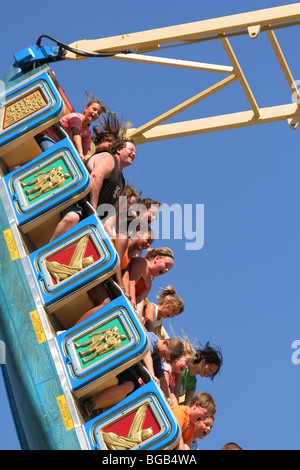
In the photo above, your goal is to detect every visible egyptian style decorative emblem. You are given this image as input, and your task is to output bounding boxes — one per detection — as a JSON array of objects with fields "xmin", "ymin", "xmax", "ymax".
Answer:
[
  {"xmin": 101, "ymin": 403, "xmax": 153, "ymax": 450},
  {"xmin": 21, "ymin": 166, "xmax": 70, "ymax": 201},
  {"xmin": 75, "ymin": 327, "xmax": 127, "ymax": 364},
  {"xmin": 2, "ymin": 89, "xmax": 47, "ymax": 130},
  {"xmin": 45, "ymin": 235, "xmax": 94, "ymax": 283}
]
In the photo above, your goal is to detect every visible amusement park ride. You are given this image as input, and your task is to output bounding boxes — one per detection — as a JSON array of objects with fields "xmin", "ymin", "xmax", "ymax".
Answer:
[{"xmin": 0, "ymin": 4, "xmax": 299, "ymax": 450}]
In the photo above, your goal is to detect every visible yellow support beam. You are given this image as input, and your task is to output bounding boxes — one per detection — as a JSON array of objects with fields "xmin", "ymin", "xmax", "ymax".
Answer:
[
  {"xmin": 130, "ymin": 75, "xmax": 237, "ymax": 138},
  {"xmin": 266, "ymin": 29, "xmax": 300, "ymax": 106},
  {"xmin": 129, "ymin": 103, "xmax": 300, "ymax": 144},
  {"xmin": 220, "ymin": 37, "xmax": 260, "ymax": 118},
  {"xmin": 66, "ymin": 4, "xmax": 300, "ymax": 56},
  {"xmin": 65, "ymin": 3, "xmax": 300, "ymax": 142}
]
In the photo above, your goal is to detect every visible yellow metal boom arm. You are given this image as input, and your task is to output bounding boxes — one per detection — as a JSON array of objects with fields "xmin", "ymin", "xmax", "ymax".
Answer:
[{"xmin": 64, "ymin": 3, "xmax": 300, "ymax": 143}]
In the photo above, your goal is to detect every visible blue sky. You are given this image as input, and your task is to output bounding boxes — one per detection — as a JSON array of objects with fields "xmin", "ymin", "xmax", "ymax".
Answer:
[{"xmin": 1, "ymin": 0, "xmax": 299, "ymax": 450}]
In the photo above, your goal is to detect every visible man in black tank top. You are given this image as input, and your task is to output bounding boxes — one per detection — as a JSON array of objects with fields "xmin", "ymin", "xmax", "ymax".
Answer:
[
  {"xmin": 49, "ymin": 139, "xmax": 136, "ymax": 241},
  {"xmin": 87, "ymin": 150, "xmax": 125, "ymax": 208},
  {"xmin": 86, "ymin": 139, "xmax": 136, "ymax": 212}
]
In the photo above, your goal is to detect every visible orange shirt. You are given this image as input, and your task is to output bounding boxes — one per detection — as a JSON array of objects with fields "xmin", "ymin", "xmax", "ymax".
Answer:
[
  {"xmin": 111, "ymin": 240, "xmax": 130, "ymax": 271},
  {"xmin": 120, "ymin": 247, "xmax": 130, "ymax": 270},
  {"xmin": 135, "ymin": 277, "xmax": 147, "ymax": 297},
  {"xmin": 171, "ymin": 405, "xmax": 195, "ymax": 444}
]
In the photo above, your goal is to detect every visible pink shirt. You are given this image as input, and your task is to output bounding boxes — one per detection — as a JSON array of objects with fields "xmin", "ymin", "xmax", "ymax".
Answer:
[
  {"xmin": 164, "ymin": 362, "xmax": 175, "ymax": 387},
  {"xmin": 42, "ymin": 112, "xmax": 92, "ymax": 148}
]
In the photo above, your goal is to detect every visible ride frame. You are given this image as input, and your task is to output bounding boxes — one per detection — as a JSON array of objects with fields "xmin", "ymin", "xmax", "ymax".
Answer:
[{"xmin": 1, "ymin": 3, "xmax": 299, "ymax": 450}]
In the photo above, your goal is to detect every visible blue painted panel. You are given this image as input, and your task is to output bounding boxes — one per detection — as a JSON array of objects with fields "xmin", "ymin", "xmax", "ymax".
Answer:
[
  {"xmin": 4, "ymin": 138, "xmax": 90, "ymax": 228},
  {"xmin": 29, "ymin": 215, "xmax": 118, "ymax": 307},
  {"xmin": 56, "ymin": 295, "xmax": 149, "ymax": 393},
  {"xmin": 0, "ymin": 198, "xmax": 81, "ymax": 450},
  {"xmin": 84, "ymin": 381, "xmax": 180, "ymax": 450},
  {"xmin": 0, "ymin": 66, "xmax": 64, "ymax": 148}
]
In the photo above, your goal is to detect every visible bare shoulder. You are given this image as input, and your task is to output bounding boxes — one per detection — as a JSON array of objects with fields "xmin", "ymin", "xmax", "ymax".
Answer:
[
  {"xmin": 130, "ymin": 256, "xmax": 147, "ymax": 275},
  {"xmin": 144, "ymin": 302, "xmax": 155, "ymax": 319},
  {"xmin": 145, "ymin": 302, "xmax": 155, "ymax": 314},
  {"xmin": 131, "ymin": 256, "xmax": 147, "ymax": 268},
  {"xmin": 87, "ymin": 151, "xmax": 115, "ymax": 173}
]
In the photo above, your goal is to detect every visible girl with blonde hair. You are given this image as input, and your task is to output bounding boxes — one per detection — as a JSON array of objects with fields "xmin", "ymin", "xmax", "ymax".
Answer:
[
  {"xmin": 161, "ymin": 332, "xmax": 196, "ymax": 407},
  {"xmin": 144, "ymin": 286, "xmax": 184, "ymax": 338}
]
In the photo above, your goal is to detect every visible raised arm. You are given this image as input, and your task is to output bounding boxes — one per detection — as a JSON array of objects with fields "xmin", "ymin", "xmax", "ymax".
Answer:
[{"xmin": 144, "ymin": 302, "xmax": 156, "ymax": 333}]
